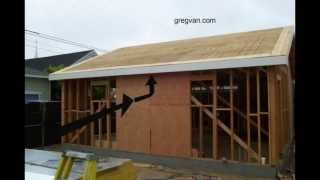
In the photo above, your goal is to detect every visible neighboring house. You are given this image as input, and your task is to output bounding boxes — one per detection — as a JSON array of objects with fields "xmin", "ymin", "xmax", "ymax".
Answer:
[
  {"xmin": 49, "ymin": 26, "xmax": 295, "ymax": 166},
  {"xmin": 25, "ymin": 50, "xmax": 97, "ymax": 103}
]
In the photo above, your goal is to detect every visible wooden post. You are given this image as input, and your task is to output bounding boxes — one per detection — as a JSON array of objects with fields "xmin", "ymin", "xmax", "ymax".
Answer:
[
  {"xmin": 199, "ymin": 106, "xmax": 203, "ymax": 157},
  {"xmin": 230, "ymin": 70, "xmax": 234, "ymax": 160},
  {"xmin": 76, "ymin": 80, "xmax": 80, "ymax": 144},
  {"xmin": 257, "ymin": 69, "xmax": 261, "ymax": 163},
  {"xmin": 279, "ymin": 74, "xmax": 285, "ymax": 151},
  {"xmin": 212, "ymin": 72, "xmax": 218, "ymax": 159},
  {"xmin": 61, "ymin": 81, "xmax": 66, "ymax": 144},
  {"xmin": 266, "ymin": 70, "xmax": 272, "ymax": 164},
  {"xmin": 267, "ymin": 67, "xmax": 277, "ymax": 165},
  {"xmin": 98, "ymin": 102, "xmax": 102, "ymax": 147},
  {"xmin": 90, "ymin": 82, "xmax": 94, "ymax": 146},
  {"xmin": 67, "ymin": 80, "xmax": 73, "ymax": 142},
  {"xmin": 106, "ymin": 81, "xmax": 111, "ymax": 148},
  {"xmin": 246, "ymin": 69, "xmax": 251, "ymax": 161},
  {"xmin": 84, "ymin": 80, "xmax": 88, "ymax": 145}
]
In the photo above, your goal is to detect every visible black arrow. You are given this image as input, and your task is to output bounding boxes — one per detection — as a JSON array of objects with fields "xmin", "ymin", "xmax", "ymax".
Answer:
[
  {"xmin": 112, "ymin": 94, "xmax": 134, "ymax": 116},
  {"xmin": 60, "ymin": 94, "xmax": 133, "ymax": 136},
  {"xmin": 134, "ymin": 76, "xmax": 157, "ymax": 102}
]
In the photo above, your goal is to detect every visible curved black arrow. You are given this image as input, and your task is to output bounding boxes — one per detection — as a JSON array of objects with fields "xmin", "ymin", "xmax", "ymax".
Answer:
[
  {"xmin": 58, "ymin": 76, "xmax": 157, "ymax": 137},
  {"xmin": 134, "ymin": 76, "xmax": 157, "ymax": 102},
  {"xmin": 115, "ymin": 94, "xmax": 134, "ymax": 116},
  {"xmin": 60, "ymin": 94, "xmax": 133, "ymax": 136}
]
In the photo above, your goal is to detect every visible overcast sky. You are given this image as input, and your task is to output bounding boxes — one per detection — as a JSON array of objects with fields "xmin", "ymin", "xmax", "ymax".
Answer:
[{"xmin": 25, "ymin": 0, "xmax": 295, "ymax": 59}]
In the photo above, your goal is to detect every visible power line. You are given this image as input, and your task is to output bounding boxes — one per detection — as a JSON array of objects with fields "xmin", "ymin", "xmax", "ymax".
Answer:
[
  {"xmin": 26, "ymin": 44, "xmax": 62, "ymax": 54},
  {"xmin": 26, "ymin": 44, "xmax": 60, "ymax": 54},
  {"xmin": 25, "ymin": 29, "xmax": 106, "ymax": 52},
  {"xmin": 25, "ymin": 38, "xmax": 78, "ymax": 52}
]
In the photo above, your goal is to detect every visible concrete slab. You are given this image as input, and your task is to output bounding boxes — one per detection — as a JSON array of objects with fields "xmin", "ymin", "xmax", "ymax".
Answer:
[{"xmin": 41, "ymin": 144, "xmax": 277, "ymax": 179}]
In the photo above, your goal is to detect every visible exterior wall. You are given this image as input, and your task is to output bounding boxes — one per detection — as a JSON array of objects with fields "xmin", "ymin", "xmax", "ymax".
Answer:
[
  {"xmin": 115, "ymin": 72, "xmax": 191, "ymax": 157},
  {"xmin": 60, "ymin": 66, "xmax": 293, "ymax": 165},
  {"xmin": 25, "ymin": 77, "xmax": 50, "ymax": 101}
]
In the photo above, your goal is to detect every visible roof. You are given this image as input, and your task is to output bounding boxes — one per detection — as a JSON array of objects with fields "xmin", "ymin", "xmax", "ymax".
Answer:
[
  {"xmin": 25, "ymin": 50, "xmax": 97, "ymax": 77},
  {"xmin": 50, "ymin": 26, "xmax": 294, "ymax": 81},
  {"xmin": 25, "ymin": 66, "xmax": 48, "ymax": 78}
]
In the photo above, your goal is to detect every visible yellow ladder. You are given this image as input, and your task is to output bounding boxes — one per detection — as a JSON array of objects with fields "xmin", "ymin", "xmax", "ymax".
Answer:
[{"xmin": 54, "ymin": 150, "xmax": 97, "ymax": 180}]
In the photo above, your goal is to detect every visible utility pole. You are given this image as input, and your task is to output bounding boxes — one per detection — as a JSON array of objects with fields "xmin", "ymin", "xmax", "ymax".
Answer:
[{"xmin": 35, "ymin": 39, "xmax": 38, "ymax": 58}]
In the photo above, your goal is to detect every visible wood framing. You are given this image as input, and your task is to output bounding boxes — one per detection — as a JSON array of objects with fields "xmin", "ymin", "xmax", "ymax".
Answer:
[
  {"xmin": 199, "ymin": 106, "xmax": 203, "ymax": 157},
  {"xmin": 212, "ymin": 72, "xmax": 218, "ymax": 159},
  {"xmin": 106, "ymin": 80, "xmax": 111, "ymax": 148},
  {"xmin": 246, "ymin": 70, "xmax": 251, "ymax": 161},
  {"xmin": 58, "ymin": 64, "xmax": 293, "ymax": 166},
  {"xmin": 75, "ymin": 80, "xmax": 80, "ymax": 144},
  {"xmin": 256, "ymin": 70, "xmax": 261, "ymax": 163},
  {"xmin": 230, "ymin": 70, "xmax": 234, "ymax": 160},
  {"xmin": 90, "ymin": 97, "xmax": 94, "ymax": 146},
  {"xmin": 83, "ymin": 79, "xmax": 88, "ymax": 145},
  {"xmin": 67, "ymin": 80, "xmax": 73, "ymax": 141},
  {"xmin": 55, "ymin": 26, "xmax": 294, "ymax": 167}
]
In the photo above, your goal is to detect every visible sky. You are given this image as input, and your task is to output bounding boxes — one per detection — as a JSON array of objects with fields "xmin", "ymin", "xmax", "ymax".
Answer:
[{"xmin": 25, "ymin": 0, "xmax": 295, "ymax": 59}]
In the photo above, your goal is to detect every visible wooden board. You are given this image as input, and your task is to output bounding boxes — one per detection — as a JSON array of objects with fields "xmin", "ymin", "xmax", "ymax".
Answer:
[
  {"xmin": 212, "ymin": 72, "xmax": 218, "ymax": 159},
  {"xmin": 246, "ymin": 70, "xmax": 251, "ymax": 161},
  {"xmin": 67, "ymin": 80, "xmax": 73, "ymax": 141},
  {"xmin": 76, "ymin": 79, "xmax": 80, "ymax": 144},
  {"xmin": 57, "ymin": 27, "xmax": 291, "ymax": 73},
  {"xmin": 230, "ymin": 70, "xmax": 234, "ymax": 160},
  {"xmin": 267, "ymin": 67, "xmax": 277, "ymax": 164},
  {"xmin": 256, "ymin": 70, "xmax": 261, "ymax": 163},
  {"xmin": 116, "ymin": 72, "xmax": 191, "ymax": 157}
]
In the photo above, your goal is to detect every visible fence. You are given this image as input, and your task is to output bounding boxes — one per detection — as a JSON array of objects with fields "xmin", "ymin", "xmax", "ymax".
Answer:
[{"xmin": 25, "ymin": 101, "xmax": 61, "ymax": 148}]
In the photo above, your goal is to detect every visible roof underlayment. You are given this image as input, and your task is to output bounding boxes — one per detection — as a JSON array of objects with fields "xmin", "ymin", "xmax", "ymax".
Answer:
[{"xmin": 49, "ymin": 26, "xmax": 294, "ymax": 80}]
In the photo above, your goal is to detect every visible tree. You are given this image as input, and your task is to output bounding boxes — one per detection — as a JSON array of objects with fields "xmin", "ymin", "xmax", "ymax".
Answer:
[
  {"xmin": 47, "ymin": 64, "xmax": 64, "ymax": 74},
  {"xmin": 47, "ymin": 65, "xmax": 64, "ymax": 100}
]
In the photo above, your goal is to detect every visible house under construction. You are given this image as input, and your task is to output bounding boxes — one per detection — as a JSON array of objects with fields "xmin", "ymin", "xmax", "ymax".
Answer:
[{"xmin": 49, "ymin": 26, "xmax": 295, "ymax": 165}]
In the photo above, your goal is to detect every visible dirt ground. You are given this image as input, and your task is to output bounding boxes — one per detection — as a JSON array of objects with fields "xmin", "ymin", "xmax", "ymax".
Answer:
[{"xmin": 133, "ymin": 163, "xmax": 275, "ymax": 180}]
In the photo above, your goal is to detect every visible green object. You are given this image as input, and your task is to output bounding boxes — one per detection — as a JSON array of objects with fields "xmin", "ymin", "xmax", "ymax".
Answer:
[{"xmin": 48, "ymin": 65, "xmax": 64, "ymax": 74}]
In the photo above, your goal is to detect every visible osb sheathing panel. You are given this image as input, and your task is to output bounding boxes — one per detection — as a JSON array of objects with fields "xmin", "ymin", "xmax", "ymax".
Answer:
[
  {"xmin": 57, "ymin": 26, "xmax": 293, "ymax": 74},
  {"xmin": 115, "ymin": 72, "xmax": 191, "ymax": 157}
]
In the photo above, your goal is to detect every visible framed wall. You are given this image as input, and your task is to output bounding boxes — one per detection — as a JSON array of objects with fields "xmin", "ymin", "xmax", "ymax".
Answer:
[
  {"xmin": 190, "ymin": 66, "xmax": 292, "ymax": 165},
  {"xmin": 59, "ymin": 65, "xmax": 293, "ymax": 165}
]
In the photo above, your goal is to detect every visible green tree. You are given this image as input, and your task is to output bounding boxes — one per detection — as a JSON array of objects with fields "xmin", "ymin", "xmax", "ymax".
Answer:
[
  {"xmin": 47, "ymin": 65, "xmax": 64, "ymax": 100},
  {"xmin": 47, "ymin": 64, "xmax": 64, "ymax": 73}
]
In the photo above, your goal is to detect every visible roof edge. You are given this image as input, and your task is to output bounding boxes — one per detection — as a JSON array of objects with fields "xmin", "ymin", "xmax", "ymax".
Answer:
[
  {"xmin": 72, "ymin": 50, "xmax": 98, "ymax": 65},
  {"xmin": 25, "ymin": 74, "xmax": 48, "ymax": 79},
  {"xmin": 52, "ymin": 51, "xmax": 104, "ymax": 74},
  {"xmin": 25, "ymin": 50, "xmax": 94, "ymax": 61},
  {"xmin": 49, "ymin": 55, "xmax": 288, "ymax": 81},
  {"xmin": 272, "ymin": 26, "xmax": 295, "ymax": 56}
]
